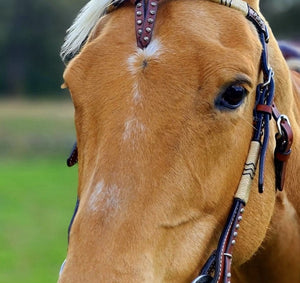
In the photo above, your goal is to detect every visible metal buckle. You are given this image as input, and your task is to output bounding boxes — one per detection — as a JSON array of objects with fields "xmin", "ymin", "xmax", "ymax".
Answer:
[
  {"xmin": 191, "ymin": 275, "xmax": 213, "ymax": 283},
  {"xmin": 261, "ymin": 68, "xmax": 274, "ymax": 88},
  {"xmin": 264, "ymin": 26, "xmax": 270, "ymax": 43},
  {"xmin": 277, "ymin": 114, "xmax": 291, "ymax": 136}
]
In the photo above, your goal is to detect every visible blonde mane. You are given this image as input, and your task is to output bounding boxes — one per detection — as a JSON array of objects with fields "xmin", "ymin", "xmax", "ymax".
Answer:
[{"xmin": 60, "ymin": 0, "xmax": 115, "ymax": 61}]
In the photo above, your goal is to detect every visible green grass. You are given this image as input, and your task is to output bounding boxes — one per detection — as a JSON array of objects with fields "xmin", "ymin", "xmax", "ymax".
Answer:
[{"xmin": 0, "ymin": 99, "xmax": 78, "ymax": 283}]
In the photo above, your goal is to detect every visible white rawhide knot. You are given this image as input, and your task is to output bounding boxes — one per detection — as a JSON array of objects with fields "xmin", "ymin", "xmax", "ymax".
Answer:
[
  {"xmin": 235, "ymin": 141, "xmax": 261, "ymax": 203},
  {"xmin": 209, "ymin": 0, "xmax": 248, "ymax": 16}
]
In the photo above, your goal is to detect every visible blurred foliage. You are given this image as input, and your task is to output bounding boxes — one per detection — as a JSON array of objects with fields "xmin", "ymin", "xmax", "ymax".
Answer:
[
  {"xmin": 0, "ymin": 0, "xmax": 299, "ymax": 97},
  {"xmin": 0, "ymin": 100, "xmax": 77, "ymax": 283},
  {"xmin": 0, "ymin": 0, "xmax": 84, "ymax": 97},
  {"xmin": 261, "ymin": 0, "xmax": 300, "ymax": 39}
]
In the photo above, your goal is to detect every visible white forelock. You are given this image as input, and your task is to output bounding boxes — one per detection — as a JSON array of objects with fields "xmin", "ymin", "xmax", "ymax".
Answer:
[
  {"xmin": 61, "ymin": 0, "xmax": 250, "ymax": 62},
  {"xmin": 60, "ymin": 0, "xmax": 112, "ymax": 61}
]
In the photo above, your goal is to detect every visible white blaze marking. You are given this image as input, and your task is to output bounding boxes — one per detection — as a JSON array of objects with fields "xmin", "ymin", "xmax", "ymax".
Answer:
[
  {"xmin": 89, "ymin": 180, "xmax": 120, "ymax": 213},
  {"xmin": 141, "ymin": 38, "xmax": 162, "ymax": 58},
  {"xmin": 89, "ymin": 180, "xmax": 105, "ymax": 212},
  {"xmin": 127, "ymin": 38, "xmax": 162, "ymax": 75},
  {"xmin": 123, "ymin": 118, "xmax": 146, "ymax": 141},
  {"xmin": 125, "ymin": 39, "xmax": 161, "ymax": 144},
  {"xmin": 133, "ymin": 82, "xmax": 141, "ymax": 103}
]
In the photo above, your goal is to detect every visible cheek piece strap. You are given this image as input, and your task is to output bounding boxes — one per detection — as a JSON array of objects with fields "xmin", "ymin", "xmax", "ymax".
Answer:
[{"xmin": 192, "ymin": 1, "xmax": 293, "ymax": 283}]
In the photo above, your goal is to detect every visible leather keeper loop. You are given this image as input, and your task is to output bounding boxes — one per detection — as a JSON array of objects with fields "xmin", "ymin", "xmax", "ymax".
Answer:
[
  {"xmin": 256, "ymin": 104, "xmax": 272, "ymax": 117},
  {"xmin": 275, "ymin": 150, "xmax": 291, "ymax": 162}
]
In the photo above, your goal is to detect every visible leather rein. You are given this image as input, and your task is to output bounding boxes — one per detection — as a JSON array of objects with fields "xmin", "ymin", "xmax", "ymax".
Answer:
[{"xmin": 65, "ymin": 0, "xmax": 293, "ymax": 282}]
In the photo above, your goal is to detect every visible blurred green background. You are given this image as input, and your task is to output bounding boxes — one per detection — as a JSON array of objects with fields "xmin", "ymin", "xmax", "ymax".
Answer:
[{"xmin": 1, "ymin": 0, "xmax": 299, "ymax": 282}]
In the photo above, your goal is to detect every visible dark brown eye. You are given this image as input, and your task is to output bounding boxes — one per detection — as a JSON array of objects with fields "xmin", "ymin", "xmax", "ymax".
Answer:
[{"xmin": 215, "ymin": 85, "xmax": 248, "ymax": 110}]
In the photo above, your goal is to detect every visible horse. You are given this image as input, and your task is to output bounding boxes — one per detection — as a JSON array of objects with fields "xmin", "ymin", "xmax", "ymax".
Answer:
[{"xmin": 58, "ymin": 0, "xmax": 300, "ymax": 282}]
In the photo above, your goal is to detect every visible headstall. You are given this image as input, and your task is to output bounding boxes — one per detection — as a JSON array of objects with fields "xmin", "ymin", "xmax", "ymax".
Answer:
[{"xmin": 65, "ymin": 0, "xmax": 293, "ymax": 282}]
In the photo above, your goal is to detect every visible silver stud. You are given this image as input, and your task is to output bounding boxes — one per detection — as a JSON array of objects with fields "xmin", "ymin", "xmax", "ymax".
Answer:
[
  {"xmin": 231, "ymin": 240, "xmax": 236, "ymax": 245},
  {"xmin": 150, "ymin": 10, "xmax": 156, "ymax": 15},
  {"xmin": 136, "ymin": 2, "xmax": 142, "ymax": 7},
  {"xmin": 238, "ymin": 216, "xmax": 243, "ymax": 221},
  {"xmin": 137, "ymin": 20, "xmax": 142, "ymax": 25},
  {"xmin": 145, "ymin": 27, "xmax": 151, "ymax": 33},
  {"xmin": 233, "ymin": 232, "xmax": 238, "ymax": 237},
  {"xmin": 143, "ymin": 36, "xmax": 149, "ymax": 41},
  {"xmin": 236, "ymin": 224, "xmax": 240, "ymax": 229},
  {"xmin": 151, "ymin": 2, "xmax": 157, "ymax": 6},
  {"xmin": 240, "ymin": 208, "xmax": 245, "ymax": 214},
  {"xmin": 136, "ymin": 11, "xmax": 142, "ymax": 16},
  {"xmin": 148, "ymin": 18, "xmax": 154, "ymax": 23},
  {"xmin": 227, "ymin": 273, "xmax": 232, "ymax": 278},
  {"xmin": 138, "ymin": 29, "xmax": 142, "ymax": 34}
]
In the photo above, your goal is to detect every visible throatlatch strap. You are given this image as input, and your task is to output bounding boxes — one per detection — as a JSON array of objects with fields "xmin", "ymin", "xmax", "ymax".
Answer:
[
  {"xmin": 68, "ymin": 198, "xmax": 80, "ymax": 242},
  {"xmin": 67, "ymin": 142, "xmax": 78, "ymax": 167}
]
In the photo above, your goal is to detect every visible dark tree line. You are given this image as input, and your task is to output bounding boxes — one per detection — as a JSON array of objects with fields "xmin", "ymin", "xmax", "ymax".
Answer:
[
  {"xmin": 0, "ymin": 0, "xmax": 299, "ymax": 97},
  {"xmin": 0, "ymin": 0, "xmax": 83, "ymax": 97}
]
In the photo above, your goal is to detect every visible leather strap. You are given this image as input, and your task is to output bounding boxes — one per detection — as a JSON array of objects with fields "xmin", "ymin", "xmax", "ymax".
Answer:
[
  {"xmin": 67, "ymin": 142, "xmax": 78, "ymax": 167},
  {"xmin": 192, "ymin": 2, "xmax": 293, "ymax": 283},
  {"xmin": 194, "ymin": 199, "xmax": 245, "ymax": 283},
  {"xmin": 272, "ymin": 103, "xmax": 293, "ymax": 191},
  {"xmin": 134, "ymin": 0, "xmax": 159, "ymax": 48},
  {"xmin": 246, "ymin": 6, "xmax": 269, "ymax": 42}
]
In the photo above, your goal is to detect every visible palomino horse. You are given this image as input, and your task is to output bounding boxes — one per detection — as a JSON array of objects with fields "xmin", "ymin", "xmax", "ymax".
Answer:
[{"xmin": 58, "ymin": 0, "xmax": 300, "ymax": 282}]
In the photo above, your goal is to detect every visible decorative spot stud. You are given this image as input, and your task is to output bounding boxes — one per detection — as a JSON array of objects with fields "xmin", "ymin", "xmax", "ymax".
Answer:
[
  {"xmin": 240, "ymin": 208, "xmax": 245, "ymax": 214},
  {"xmin": 227, "ymin": 273, "xmax": 232, "ymax": 278},
  {"xmin": 134, "ymin": 0, "xmax": 158, "ymax": 48},
  {"xmin": 236, "ymin": 224, "xmax": 240, "ymax": 229},
  {"xmin": 233, "ymin": 232, "xmax": 238, "ymax": 237},
  {"xmin": 231, "ymin": 240, "xmax": 236, "ymax": 245},
  {"xmin": 238, "ymin": 216, "xmax": 243, "ymax": 221}
]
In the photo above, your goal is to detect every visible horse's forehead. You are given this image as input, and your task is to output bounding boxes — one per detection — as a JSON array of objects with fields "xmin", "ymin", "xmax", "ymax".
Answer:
[{"xmin": 65, "ymin": 1, "xmax": 260, "ymax": 80}]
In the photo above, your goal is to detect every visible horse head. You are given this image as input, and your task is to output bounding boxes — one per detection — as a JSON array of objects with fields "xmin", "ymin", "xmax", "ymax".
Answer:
[{"xmin": 58, "ymin": 0, "xmax": 300, "ymax": 282}]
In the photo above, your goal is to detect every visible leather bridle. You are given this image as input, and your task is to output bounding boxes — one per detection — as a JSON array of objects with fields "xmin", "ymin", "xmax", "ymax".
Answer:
[{"xmin": 65, "ymin": 0, "xmax": 293, "ymax": 282}]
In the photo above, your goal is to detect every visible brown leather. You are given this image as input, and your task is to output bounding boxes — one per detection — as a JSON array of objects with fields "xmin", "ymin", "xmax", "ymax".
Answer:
[
  {"xmin": 67, "ymin": 143, "xmax": 78, "ymax": 167},
  {"xmin": 135, "ymin": 0, "xmax": 159, "ymax": 48},
  {"xmin": 220, "ymin": 203, "xmax": 245, "ymax": 283},
  {"xmin": 256, "ymin": 104, "xmax": 272, "ymax": 116},
  {"xmin": 272, "ymin": 103, "xmax": 293, "ymax": 191}
]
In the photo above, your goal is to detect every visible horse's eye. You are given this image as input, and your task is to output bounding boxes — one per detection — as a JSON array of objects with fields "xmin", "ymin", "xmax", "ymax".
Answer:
[{"xmin": 215, "ymin": 85, "xmax": 248, "ymax": 110}]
